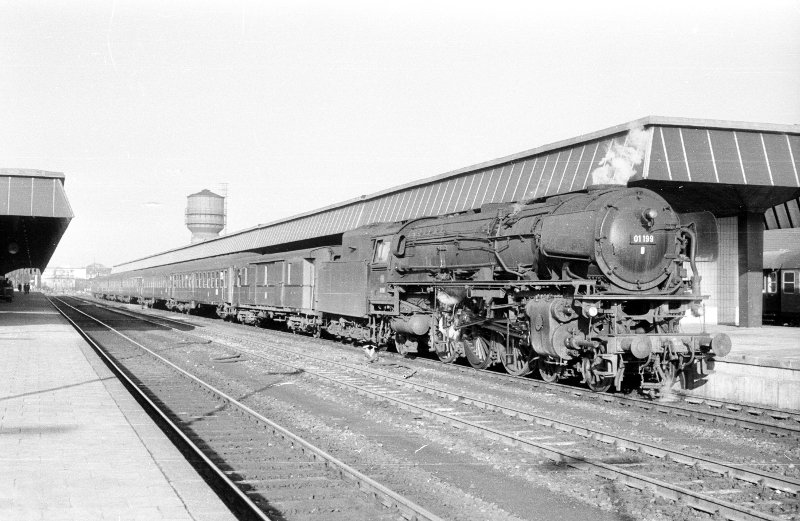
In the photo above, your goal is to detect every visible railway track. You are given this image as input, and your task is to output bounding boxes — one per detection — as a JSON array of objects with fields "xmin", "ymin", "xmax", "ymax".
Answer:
[
  {"xmin": 386, "ymin": 349, "xmax": 800, "ymax": 439},
  {"xmin": 83, "ymin": 298, "xmax": 800, "ymax": 521},
  {"xmin": 51, "ymin": 296, "xmax": 443, "ymax": 521},
  {"xmin": 402, "ymin": 355, "xmax": 800, "ymax": 438},
  {"xmin": 100, "ymin": 297, "xmax": 800, "ymax": 439}
]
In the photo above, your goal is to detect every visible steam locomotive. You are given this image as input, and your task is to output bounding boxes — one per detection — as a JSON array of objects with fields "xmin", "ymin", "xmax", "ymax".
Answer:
[{"xmin": 93, "ymin": 185, "xmax": 731, "ymax": 393}]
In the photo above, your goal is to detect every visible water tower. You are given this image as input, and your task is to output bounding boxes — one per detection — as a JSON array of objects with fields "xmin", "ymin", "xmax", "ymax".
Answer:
[{"xmin": 185, "ymin": 189, "xmax": 226, "ymax": 244}]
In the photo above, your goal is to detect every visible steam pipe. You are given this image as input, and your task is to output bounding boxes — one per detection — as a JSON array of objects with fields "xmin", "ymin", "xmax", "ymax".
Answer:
[
  {"xmin": 491, "ymin": 245, "xmax": 526, "ymax": 278},
  {"xmin": 682, "ymin": 226, "xmax": 701, "ymax": 296}
]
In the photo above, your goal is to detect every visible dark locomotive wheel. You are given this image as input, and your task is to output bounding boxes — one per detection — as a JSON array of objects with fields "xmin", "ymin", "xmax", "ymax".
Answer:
[
  {"xmin": 537, "ymin": 357, "xmax": 561, "ymax": 383},
  {"xmin": 435, "ymin": 340, "xmax": 459, "ymax": 363},
  {"xmin": 585, "ymin": 374, "xmax": 614, "ymax": 392},
  {"xmin": 497, "ymin": 335, "xmax": 534, "ymax": 377},
  {"xmin": 582, "ymin": 357, "xmax": 613, "ymax": 393},
  {"xmin": 464, "ymin": 335, "xmax": 492, "ymax": 369}
]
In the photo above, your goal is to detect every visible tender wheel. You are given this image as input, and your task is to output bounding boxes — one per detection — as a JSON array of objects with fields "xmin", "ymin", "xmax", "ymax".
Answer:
[
  {"xmin": 464, "ymin": 335, "xmax": 492, "ymax": 369},
  {"xmin": 537, "ymin": 357, "xmax": 561, "ymax": 383},
  {"xmin": 582, "ymin": 357, "xmax": 613, "ymax": 393},
  {"xmin": 497, "ymin": 334, "xmax": 534, "ymax": 377}
]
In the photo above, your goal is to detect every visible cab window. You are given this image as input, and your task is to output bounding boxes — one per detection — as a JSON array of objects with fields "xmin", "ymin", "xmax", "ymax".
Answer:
[{"xmin": 373, "ymin": 239, "xmax": 391, "ymax": 263}]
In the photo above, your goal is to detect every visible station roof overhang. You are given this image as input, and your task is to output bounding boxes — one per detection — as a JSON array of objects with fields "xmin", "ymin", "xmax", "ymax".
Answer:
[
  {"xmin": 114, "ymin": 116, "xmax": 800, "ymax": 273},
  {"xmin": 0, "ymin": 169, "xmax": 73, "ymax": 275},
  {"xmin": 627, "ymin": 118, "xmax": 800, "ymax": 221}
]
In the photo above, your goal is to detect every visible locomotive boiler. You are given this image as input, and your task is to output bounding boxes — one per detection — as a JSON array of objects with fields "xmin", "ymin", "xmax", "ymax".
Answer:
[{"xmin": 385, "ymin": 185, "xmax": 730, "ymax": 392}]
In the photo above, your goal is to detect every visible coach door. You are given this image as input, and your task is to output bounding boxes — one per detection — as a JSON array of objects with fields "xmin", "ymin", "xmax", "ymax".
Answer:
[
  {"xmin": 763, "ymin": 271, "xmax": 779, "ymax": 322},
  {"xmin": 134, "ymin": 277, "xmax": 143, "ymax": 301},
  {"xmin": 226, "ymin": 266, "xmax": 235, "ymax": 304},
  {"xmin": 302, "ymin": 259, "xmax": 315, "ymax": 311},
  {"xmin": 280, "ymin": 258, "xmax": 315, "ymax": 311}
]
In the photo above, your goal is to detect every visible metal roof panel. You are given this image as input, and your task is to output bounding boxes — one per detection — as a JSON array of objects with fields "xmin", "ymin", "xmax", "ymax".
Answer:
[{"xmin": 736, "ymin": 131, "xmax": 773, "ymax": 186}]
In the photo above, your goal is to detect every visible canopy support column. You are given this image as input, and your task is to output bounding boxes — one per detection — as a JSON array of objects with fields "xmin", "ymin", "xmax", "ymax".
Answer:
[{"xmin": 737, "ymin": 212, "xmax": 764, "ymax": 327}]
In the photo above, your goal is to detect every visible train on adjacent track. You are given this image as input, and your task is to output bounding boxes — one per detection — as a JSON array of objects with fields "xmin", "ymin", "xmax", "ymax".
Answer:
[
  {"xmin": 93, "ymin": 185, "xmax": 731, "ymax": 394},
  {"xmin": 763, "ymin": 249, "xmax": 800, "ymax": 326}
]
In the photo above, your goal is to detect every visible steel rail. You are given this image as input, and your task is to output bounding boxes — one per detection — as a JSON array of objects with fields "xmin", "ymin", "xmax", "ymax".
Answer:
[
  {"xmin": 435, "ymin": 359, "xmax": 800, "ymax": 437},
  {"xmin": 308, "ymin": 362, "xmax": 800, "ymax": 493},
  {"xmin": 53, "ymin": 297, "xmax": 445, "ymax": 521},
  {"xmin": 47, "ymin": 297, "xmax": 273, "ymax": 521},
  {"xmin": 369, "ymin": 338, "xmax": 800, "ymax": 437}
]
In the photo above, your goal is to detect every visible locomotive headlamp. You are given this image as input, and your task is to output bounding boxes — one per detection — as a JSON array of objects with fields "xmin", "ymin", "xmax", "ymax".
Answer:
[
  {"xmin": 7, "ymin": 242, "xmax": 19, "ymax": 255},
  {"xmin": 586, "ymin": 305, "xmax": 598, "ymax": 317},
  {"xmin": 641, "ymin": 208, "xmax": 658, "ymax": 228}
]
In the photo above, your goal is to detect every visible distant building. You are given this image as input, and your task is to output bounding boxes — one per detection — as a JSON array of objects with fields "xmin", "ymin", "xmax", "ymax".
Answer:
[
  {"xmin": 5, "ymin": 268, "xmax": 40, "ymax": 289},
  {"xmin": 37, "ymin": 264, "xmax": 112, "ymax": 292},
  {"xmin": 86, "ymin": 263, "xmax": 112, "ymax": 279},
  {"xmin": 40, "ymin": 267, "xmax": 87, "ymax": 292}
]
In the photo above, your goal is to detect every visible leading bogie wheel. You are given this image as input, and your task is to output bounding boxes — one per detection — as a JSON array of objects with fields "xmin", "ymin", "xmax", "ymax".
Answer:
[
  {"xmin": 497, "ymin": 334, "xmax": 534, "ymax": 377},
  {"xmin": 582, "ymin": 357, "xmax": 613, "ymax": 393},
  {"xmin": 537, "ymin": 357, "xmax": 561, "ymax": 383}
]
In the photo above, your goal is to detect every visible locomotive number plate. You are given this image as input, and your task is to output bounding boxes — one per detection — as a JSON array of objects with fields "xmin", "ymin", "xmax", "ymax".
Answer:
[{"xmin": 630, "ymin": 234, "xmax": 655, "ymax": 244}]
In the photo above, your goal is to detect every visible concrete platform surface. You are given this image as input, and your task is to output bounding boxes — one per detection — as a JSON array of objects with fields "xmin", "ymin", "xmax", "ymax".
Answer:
[
  {"xmin": 684, "ymin": 323, "xmax": 800, "ymax": 369},
  {"xmin": 0, "ymin": 292, "xmax": 238, "ymax": 521},
  {"xmin": 682, "ymin": 323, "xmax": 800, "ymax": 410}
]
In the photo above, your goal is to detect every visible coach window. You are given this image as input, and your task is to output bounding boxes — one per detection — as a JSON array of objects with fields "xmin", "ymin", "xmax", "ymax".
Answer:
[
  {"xmin": 373, "ymin": 239, "xmax": 391, "ymax": 263},
  {"xmin": 783, "ymin": 271, "xmax": 796, "ymax": 294},
  {"xmin": 765, "ymin": 272, "xmax": 778, "ymax": 294}
]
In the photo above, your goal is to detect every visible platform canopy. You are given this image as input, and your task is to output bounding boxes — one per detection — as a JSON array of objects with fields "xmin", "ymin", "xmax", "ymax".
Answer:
[
  {"xmin": 115, "ymin": 116, "xmax": 800, "ymax": 273},
  {"xmin": 0, "ymin": 169, "xmax": 73, "ymax": 275}
]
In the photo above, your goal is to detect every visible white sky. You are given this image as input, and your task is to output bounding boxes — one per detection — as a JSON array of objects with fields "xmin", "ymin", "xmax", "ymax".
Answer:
[{"xmin": 2, "ymin": 0, "xmax": 799, "ymax": 268}]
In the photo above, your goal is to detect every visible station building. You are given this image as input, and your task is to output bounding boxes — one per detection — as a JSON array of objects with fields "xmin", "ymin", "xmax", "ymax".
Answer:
[{"xmin": 85, "ymin": 118, "xmax": 800, "ymax": 326}]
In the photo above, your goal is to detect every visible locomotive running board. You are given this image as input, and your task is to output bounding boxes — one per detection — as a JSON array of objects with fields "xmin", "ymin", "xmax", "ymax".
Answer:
[
  {"xmin": 392, "ymin": 280, "xmax": 596, "ymax": 287},
  {"xmin": 573, "ymin": 294, "xmax": 709, "ymax": 300}
]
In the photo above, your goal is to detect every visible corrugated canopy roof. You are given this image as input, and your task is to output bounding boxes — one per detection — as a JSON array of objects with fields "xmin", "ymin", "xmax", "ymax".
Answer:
[
  {"xmin": 114, "ymin": 116, "xmax": 800, "ymax": 273},
  {"xmin": 0, "ymin": 169, "xmax": 73, "ymax": 274}
]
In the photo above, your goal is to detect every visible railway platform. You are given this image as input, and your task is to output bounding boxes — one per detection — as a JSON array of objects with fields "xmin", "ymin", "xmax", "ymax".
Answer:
[
  {"xmin": 683, "ymin": 323, "xmax": 800, "ymax": 410},
  {"xmin": 0, "ymin": 292, "xmax": 237, "ymax": 521}
]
